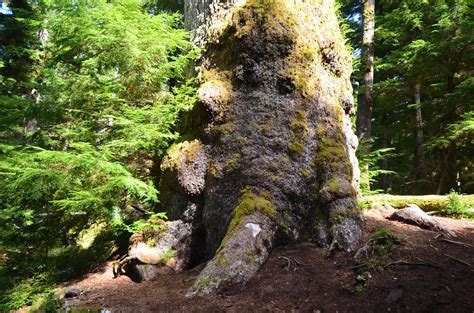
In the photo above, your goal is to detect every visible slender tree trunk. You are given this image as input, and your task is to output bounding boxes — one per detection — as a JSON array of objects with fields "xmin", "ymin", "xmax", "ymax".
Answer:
[
  {"xmin": 436, "ymin": 144, "xmax": 459, "ymax": 194},
  {"xmin": 157, "ymin": 0, "xmax": 364, "ymax": 296},
  {"xmin": 414, "ymin": 82, "xmax": 425, "ymax": 179},
  {"xmin": 355, "ymin": 0, "xmax": 375, "ymax": 192},
  {"xmin": 435, "ymin": 73, "xmax": 459, "ymax": 194},
  {"xmin": 380, "ymin": 114, "xmax": 390, "ymax": 191}
]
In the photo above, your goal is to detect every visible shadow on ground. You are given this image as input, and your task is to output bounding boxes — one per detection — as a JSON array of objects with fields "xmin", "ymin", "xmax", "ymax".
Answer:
[{"xmin": 63, "ymin": 207, "xmax": 474, "ymax": 312}]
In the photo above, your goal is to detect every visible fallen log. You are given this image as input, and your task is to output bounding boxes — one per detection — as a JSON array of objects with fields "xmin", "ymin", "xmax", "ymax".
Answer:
[{"xmin": 388, "ymin": 204, "xmax": 456, "ymax": 237}]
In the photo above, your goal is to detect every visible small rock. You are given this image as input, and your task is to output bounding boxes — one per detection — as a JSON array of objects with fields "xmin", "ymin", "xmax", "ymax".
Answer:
[
  {"xmin": 64, "ymin": 287, "xmax": 81, "ymax": 298},
  {"xmin": 385, "ymin": 286, "xmax": 404, "ymax": 303}
]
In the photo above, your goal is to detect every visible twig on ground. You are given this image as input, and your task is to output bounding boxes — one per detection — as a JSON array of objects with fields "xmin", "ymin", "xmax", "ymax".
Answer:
[
  {"xmin": 348, "ymin": 263, "xmax": 377, "ymax": 271},
  {"xmin": 278, "ymin": 256, "xmax": 308, "ymax": 271},
  {"xmin": 440, "ymin": 238, "xmax": 473, "ymax": 248},
  {"xmin": 354, "ymin": 239, "xmax": 374, "ymax": 260},
  {"xmin": 348, "ymin": 264, "xmax": 368, "ymax": 269},
  {"xmin": 443, "ymin": 254, "xmax": 473, "ymax": 268},
  {"xmin": 385, "ymin": 260, "xmax": 439, "ymax": 269}
]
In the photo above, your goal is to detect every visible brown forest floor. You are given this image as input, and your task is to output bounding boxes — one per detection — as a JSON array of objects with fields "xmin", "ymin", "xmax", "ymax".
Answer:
[{"xmin": 62, "ymin": 207, "xmax": 474, "ymax": 313}]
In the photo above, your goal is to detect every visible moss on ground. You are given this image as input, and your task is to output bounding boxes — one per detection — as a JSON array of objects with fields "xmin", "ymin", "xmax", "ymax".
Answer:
[{"xmin": 363, "ymin": 194, "xmax": 474, "ymax": 212}]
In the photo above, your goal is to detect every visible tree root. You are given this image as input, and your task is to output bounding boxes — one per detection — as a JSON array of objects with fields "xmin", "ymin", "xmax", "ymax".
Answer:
[
  {"xmin": 278, "ymin": 256, "xmax": 308, "ymax": 271},
  {"xmin": 353, "ymin": 239, "xmax": 374, "ymax": 260},
  {"xmin": 384, "ymin": 259, "xmax": 441, "ymax": 269},
  {"xmin": 440, "ymin": 238, "xmax": 473, "ymax": 248},
  {"xmin": 112, "ymin": 255, "xmax": 138, "ymax": 278},
  {"xmin": 443, "ymin": 254, "xmax": 473, "ymax": 268},
  {"xmin": 187, "ymin": 212, "xmax": 276, "ymax": 297}
]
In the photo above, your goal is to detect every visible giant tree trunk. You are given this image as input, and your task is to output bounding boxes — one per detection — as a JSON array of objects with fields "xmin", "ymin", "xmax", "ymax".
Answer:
[
  {"xmin": 355, "ymin": 0, "xmax": 375, "ymax": 191},
  {"xmin": 159, "ymin": 0, "xmax": 364, "ymax": 296}
]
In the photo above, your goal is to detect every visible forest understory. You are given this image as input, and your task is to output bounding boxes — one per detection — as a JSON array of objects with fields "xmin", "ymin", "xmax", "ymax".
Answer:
[{"xmin": 48, "ymin": 206, "xmax": 474, "ymax": 313}]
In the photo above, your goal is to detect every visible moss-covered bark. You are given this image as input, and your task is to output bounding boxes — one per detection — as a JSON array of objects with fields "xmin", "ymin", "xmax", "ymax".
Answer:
[{"xmin": 160, "ymin": 0, "xmax": 364, "ymax": 295}]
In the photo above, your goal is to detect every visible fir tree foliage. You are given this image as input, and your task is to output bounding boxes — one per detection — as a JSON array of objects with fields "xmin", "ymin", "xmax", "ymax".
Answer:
[
  {"xmin": 374, "ymin": 0, "xmax": 473, "ymax": 194},
  {"xmin": 340, "ymin": 0, "xmax": 473, "ymax": 194},
  {"xmin": 0, "ymin": 1, "xmax": 196, "ymax": 307}
]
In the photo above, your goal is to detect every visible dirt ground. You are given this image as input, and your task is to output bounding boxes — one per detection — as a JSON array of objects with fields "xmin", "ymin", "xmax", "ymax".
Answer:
[{"xmin": 63, "ymin": 207, "xmax": 474, "ymax": 312}]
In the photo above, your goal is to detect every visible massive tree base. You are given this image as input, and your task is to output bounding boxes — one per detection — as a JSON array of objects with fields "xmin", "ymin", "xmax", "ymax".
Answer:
[{"xmin": 148, "ymin": 0, "xmax": 365, "ymax": 296}]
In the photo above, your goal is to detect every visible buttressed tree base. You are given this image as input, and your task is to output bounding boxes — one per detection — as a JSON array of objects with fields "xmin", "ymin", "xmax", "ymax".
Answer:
[{"xmin": 159, "ymin": 0, "xmax": 364, "ymax": 296}]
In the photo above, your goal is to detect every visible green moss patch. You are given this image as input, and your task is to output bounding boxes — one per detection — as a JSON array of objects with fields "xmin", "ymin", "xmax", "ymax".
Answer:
[
  {"xmin": 289, "ymin": 109, "xmax": 309, "ymax": 155},
  {"xmin": 218, "ymin": 187, "xmax": 276, "ymax": 252},
  {"xmin": 228, "ymin": 187, "xmax": 276, "ymax": 233},
  {"xmin": 160, "ymin": 139, "xmax": 204, "ymax": 172},
  {"xmin": 364, "ymin": 194, "xmax": 474, "ymax": 213}
]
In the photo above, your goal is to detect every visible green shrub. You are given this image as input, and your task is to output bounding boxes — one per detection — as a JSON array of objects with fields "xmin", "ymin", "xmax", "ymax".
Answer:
[
  {"xmin": 357, "ymin": 144, "xmax": 396, "ymax": 195},
  {"xmin": 372, "ymin": 227, "xmax": 399, "ymax": 256},
  {"xmin": 442, "ymin": 190, "xmax": 473, "ymax": 219}
]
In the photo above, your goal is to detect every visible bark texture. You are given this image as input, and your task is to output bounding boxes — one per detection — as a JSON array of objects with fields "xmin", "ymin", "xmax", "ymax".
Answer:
[{"xmin": 159, "ymin": 0, "xmax": 364, "ymax": 296}]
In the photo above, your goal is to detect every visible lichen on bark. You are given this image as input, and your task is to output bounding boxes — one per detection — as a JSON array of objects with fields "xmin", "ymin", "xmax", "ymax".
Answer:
[{"xmin": 157, "ymin": 0, "xmax": 365, "ymax": 296}]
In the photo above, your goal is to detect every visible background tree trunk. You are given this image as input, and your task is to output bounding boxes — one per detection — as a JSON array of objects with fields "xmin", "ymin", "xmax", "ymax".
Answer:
[
  {"xmin": 355, "ymin": 0, "xmax": 375, "ymax": 191},
  {"xmin": 414, "ymin": 82, "xmax": 425, "ymax": 179},
  {"xmin": 160, "ymin": 0, "xmax": 364, "ymax": 296},
  {"xmin": 380, "ymin": 114, "xmax": 390, "ymax": 191},
  {"xmin": 436, "ymin": 73, "xmax": 459, "ymax": 194}
]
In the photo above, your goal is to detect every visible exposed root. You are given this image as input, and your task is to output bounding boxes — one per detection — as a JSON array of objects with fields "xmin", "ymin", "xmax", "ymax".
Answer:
[
  {"xmin": 440, "ymin": 238, "xmax": 473, "ymax": 248},
  {"xmin": 443, "ymin": 254, "xmax": 473, "ymax": 268},
  {"xmin": 353, "ymin": 239, "xmax": 374, "ymax": 260},
  {"xmin": 112, "ymin": 255, "xmax": 138, "ymax": 278},
  {"xmin": 385, "ymin": 259, "xmax": 441, "ymax": 269},
  {"xmin": 326, "ymin": 198, "xmax": 365, "ymax": 252},
  {"xmin": 187, "ymin": 212, "xmax": 276, "ymax": 297},
  {"xmin": 278, "ymin": 256, "xmax": 308, "ymax": 271}
]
